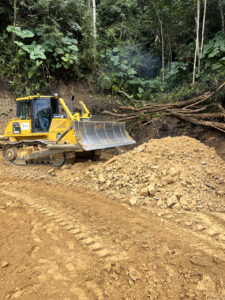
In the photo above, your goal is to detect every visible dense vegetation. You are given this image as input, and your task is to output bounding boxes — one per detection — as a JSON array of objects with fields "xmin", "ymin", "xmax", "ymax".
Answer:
[{"xmin": 0, "ymin": 0, "xmax": 225, "ymax": 100}]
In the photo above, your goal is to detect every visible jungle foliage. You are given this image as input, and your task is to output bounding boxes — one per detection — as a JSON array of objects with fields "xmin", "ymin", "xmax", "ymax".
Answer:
[{"xmin": 0, "ymin": 0, "xmax": 225, "ymax": 99}]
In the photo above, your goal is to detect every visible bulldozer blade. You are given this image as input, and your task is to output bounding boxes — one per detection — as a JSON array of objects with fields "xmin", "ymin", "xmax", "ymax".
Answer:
[{"xmin": 74, "ymin": 121, "xmax": 136, "ymax": 151}]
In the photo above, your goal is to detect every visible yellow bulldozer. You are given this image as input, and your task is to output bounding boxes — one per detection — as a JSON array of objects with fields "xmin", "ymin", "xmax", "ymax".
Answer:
[{"xmin": 0, "ymin": 94, "xmax": 135, "ymax": 167}]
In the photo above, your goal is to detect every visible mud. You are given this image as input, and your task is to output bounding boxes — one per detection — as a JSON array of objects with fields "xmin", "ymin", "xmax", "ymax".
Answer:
[{"xmin": 0, "ymin": 135, "xmax": 225, "ymax": 299}]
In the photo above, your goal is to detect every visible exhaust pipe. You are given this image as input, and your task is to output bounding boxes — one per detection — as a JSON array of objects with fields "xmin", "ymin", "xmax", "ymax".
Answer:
[{"xmin": 70, "ymin": 95, "xmax": 74, "ymax": 114}]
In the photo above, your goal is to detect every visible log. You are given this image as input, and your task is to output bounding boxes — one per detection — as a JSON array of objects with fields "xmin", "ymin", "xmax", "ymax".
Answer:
[
  {"xmin": 116, "ymin": 115, "xmax": 140, "ymax": 122},
  {"xmin": 169, "ymin": 111, "xmax": 225, "ymax": 133},
  {"xmin": 167, "ymin": 111, "xmax": 225, "ymax": 119},
  {"xmin": 117, "ymin": 90, "xmax": 133, "ymax": 100},
  {"xmin": 102, "ymin": 110, "xmax": 136, "ymax": 118},
  {"xmin": 169, "ymin": 107, "xmax": 207, "ymax": 114},
  {"xmin": 218, "ymin": 104, "xmax": 225, "ymax": 113}
]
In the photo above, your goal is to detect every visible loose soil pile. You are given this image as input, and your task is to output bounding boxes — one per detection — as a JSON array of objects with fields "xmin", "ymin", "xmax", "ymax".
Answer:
[{"xmin": 86, "ymin": 136, "xmax": 225, "ymax": 212}]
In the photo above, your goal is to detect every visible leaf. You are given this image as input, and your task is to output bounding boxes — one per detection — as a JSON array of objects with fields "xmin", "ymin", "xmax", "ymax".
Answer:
[
  {"xmin": 138, "ymin": 87, "xmax": 144, "ymax": 93},
  {"xmin": 56, "ymin": 62, "xmax": 62, "ymax": 68},
  {"xmin": 208, "ymin": 49, "xmax": 220, "ymax": 58},
  {"xmin": 55, "ymin": 48, "xmax": 64, "ymax": 54},
  {"xmin": 112, "ymin": 47, "xmax": 119, "ymax": 53},
  {"xmin": 22, "ymin": 44, "xmax": 46, "ymax": 60},
  {"xmin": 110, "ymin": 55, "xmax": 119, "ymax": 65},
  {"xmin": 220, "ymin": 44, "xmax": 225, "ymax": 52},
  {"xmin": 35, "ymin": 60, "xmax": 43, "ymax": 67},
  {"xmin": 35, "ymin": 27, "xmax": 44, "ymax": 36},
  {"xmin": 62, "ymin": 63, "xmax": 70, "ymax": 69},
  {"xmin": 28, "ymin": 67, "xmax": 37, "ymax": 79},
  {"xmin": 203, "ymin": 40, "xmax": 214, "ymax": 55},
  {"xmin": 128, "ymin": 69, "xmax": 137, "ymax": 75},
  {"xmin": 7, "ymin": 26, "xmax": 34, "ymax": 39},
  {"xmin": 212, "ymin": 63, "xmax": 222, "ymax": 70},
  {"xmin": 42, "ymin": 36, "xmax": 56, "ymax": 51},
  {"xmin": 14, "ymin": 41, "xmax": 24, "ymax": 47},
  {"xmin": 128, "ymin": 78, "xmax": 142, "ymax": 85},
  {"xmin": 62, "ymin": 37, "xmax": 78, "ymax": 45},
  {"xmin": 120, "ymin": 64, "xmax": 128, "ymax": 71},
  {"xmin": 68, "ymin": 45, "xmax": 78, "ymax": 51},
  {"xmin": 18, "ymin": 49, "xmax": 26, "ymax": 56}
]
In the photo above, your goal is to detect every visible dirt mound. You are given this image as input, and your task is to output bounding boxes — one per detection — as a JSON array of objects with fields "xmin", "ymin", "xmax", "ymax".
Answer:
[
  {"xmin": 86, "ymin": 136, "xmax": 225, "ymax": 211},
  {"xmin": 131, "ymin": 117, "xmax": 225, "ymax": 161}
]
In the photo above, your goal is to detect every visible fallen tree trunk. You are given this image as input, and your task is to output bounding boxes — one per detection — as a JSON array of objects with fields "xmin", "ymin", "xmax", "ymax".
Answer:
[
  {"xmin": 104, "ymin": 83, "xmax": 225, "ymax": 133},
  {"xmin": 102, "ymin": 110, "xmax": 136, "ymax": 118},
  {"xmin": 170, "ymin": 111, "xmax": 225, "ymax": 133},
  {"xmin": 167, "ymin": 111, "xmax": 225, "ymax": 119}
]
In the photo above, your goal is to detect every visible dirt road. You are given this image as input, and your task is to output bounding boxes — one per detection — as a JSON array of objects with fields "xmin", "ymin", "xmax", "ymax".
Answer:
[{"xmin": 0, "ymin": 156, "xmax": 225, "ymax": 299}]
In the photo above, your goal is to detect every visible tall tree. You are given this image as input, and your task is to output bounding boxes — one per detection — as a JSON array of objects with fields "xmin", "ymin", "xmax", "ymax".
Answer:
[
  {"xmin": 10, "ymin": 0, "xmax": 17, "ymax": 48},
  {"xmin": 219, "ymin": 0, "xmax": 225, "ymax": 35},
  {"xmin": 92, "ymin": 0, "xmax": 97, "ymax": 71},
  {"xmin": 193, "ymin": 0, "xmax": 200, "ymax": 84},
  {"xmin": 154, "ymin": 2, "xmax": 165, "ymax": 83},
  {"xmin": 200, "ymin": 0, "xmax": 207, "ymax": 54}
]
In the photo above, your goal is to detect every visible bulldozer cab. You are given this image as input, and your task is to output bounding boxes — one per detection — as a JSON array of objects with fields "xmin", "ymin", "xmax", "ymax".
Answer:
[{"xmin": 17, "ymin": 96, "xmax": 59, "ymax": 133}]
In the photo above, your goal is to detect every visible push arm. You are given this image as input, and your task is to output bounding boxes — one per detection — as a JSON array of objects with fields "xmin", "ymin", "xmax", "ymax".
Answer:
[
  {"xmin": 79, "ymin": 101, "xmax": 92, "ymax": 119},
  {"xmin": 58, "ymin": 97, "xmax": 91, "ymax": 121},
  {"xmin": 59, "ymin": 97, "xmax": 74, "ymax": 120}
]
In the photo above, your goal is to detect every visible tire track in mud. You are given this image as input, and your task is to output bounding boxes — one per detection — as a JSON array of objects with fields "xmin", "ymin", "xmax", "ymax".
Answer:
[
  {"xmin": 197, "ymin": 212, "xmax": 225, "ymax": 243},
  {"xmin": 1, "ymin": 179, "xmax": 225, "ymax": 264},
  {"xmin": 207, "ymin": 211, "xmax": 225, "ymax": 229},
  {"xmin": 140, "ymin": 206, "xmax": 225, "ymax": 265},
  {"xmin": 162, "ymin": 210, "xmax": 225, "ymax": 263},
  {"xmin": 0, "ymin": 189, "xmax": 128, "ymax": 263},
  {"xmin": 2, "ymin": 185, "xmax": 225, "ymax": 267},
  {"xmin": 0, "ymin": 191, "xmax": 107, "ymax": 300},
  {"xmin": 180, "ymin": 211, "xmax": 225, "ymax": 246}
]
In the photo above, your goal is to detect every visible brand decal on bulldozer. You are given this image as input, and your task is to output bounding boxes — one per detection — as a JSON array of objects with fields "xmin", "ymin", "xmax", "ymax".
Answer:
[
  {"xmin": 13, "ymin": 122, "xmax": 21, "ymax": 134},
  {"xmin": 21, "ymin": 122, "xmax": 30, "ymax": 131}
]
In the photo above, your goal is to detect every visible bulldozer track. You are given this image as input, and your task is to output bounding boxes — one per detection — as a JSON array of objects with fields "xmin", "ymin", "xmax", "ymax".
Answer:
[
  {"xmin": 0, "ymin": 189, "xmax": 128, "ymax": 263},
  {"xmin": 2, "ymin": 140, "xmax": 101, "ymax": 167},
  {"xmin": 1, "ymin": 184, "xmax": 225, "ymax": 266},
  {"xmin": 163, "ymin": 210, "xmax": 225, "ymax": 262},
  {"xmin": 0, "ymin": 193, "xmax": 107, "ymax": 299}
]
